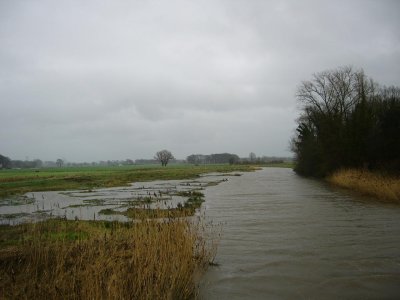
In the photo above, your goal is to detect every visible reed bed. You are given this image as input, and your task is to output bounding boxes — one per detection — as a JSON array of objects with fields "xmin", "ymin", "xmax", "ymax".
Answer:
[
  {"xmin": 328, "ymin": 168, "xmax": 400, "ymax": 202},
  {"xmin": 0, "ymin": 218, "xmax": 217, "ymax": 299}
]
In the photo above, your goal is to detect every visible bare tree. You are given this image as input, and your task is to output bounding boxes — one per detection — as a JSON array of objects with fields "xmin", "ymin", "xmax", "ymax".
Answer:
[
  {"xmin": 0, "ymin": 154, "xmax": 11, "ymax": 169},
  {"xmin": 249, "ymin": 152, "xmax": 256, "ymax": 162},
  {"xmin": 56, "ymin": 158, "xmax": 64, "ymax": 167},
  {"xmin": 296, "ymin": 66, "xmax": 376, "ymax": 120},
  {"xmin": 154, "ymin": 150, "xmax": 174, "ymax": 167}
]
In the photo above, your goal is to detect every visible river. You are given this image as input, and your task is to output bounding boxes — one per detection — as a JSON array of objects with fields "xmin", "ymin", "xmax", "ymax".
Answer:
[{"xmin": 200, "ymin": 168, "xmax": 400, "ymax": 299}]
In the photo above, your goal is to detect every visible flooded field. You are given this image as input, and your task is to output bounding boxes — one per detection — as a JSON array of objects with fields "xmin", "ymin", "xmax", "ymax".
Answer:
[
  {"xmin": 200, "ymin": 168, "xmax": 400, "ymax": 299},
  {"xmin": 2, "ymin": 167, "xmax": 399, "ymax": 299},
  {"xmin": 0, "ymin": 173, "xmax": 233, "ymax": 224}
]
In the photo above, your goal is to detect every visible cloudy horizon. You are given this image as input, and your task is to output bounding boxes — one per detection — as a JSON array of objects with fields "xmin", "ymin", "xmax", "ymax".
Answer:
[{"xmin": 1, "ymin": 0, "xmax": 399, "ymax": 162}]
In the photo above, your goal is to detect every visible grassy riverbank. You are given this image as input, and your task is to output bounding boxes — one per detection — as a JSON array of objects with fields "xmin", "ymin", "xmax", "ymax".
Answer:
[
  {"xmin": 0, "ymin": 164, "xmax": 258, "ymax": 197},
  {"xmin": 328, "ymin": 169, "xmax": 400, "ymax": 203},
  {"xmin": 0, "ymin": 218, "xmax": 217, "ymax": 299}
]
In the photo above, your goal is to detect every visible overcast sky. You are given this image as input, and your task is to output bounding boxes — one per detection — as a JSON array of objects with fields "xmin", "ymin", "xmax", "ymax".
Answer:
[{"xmin": 1, "ymin": 0, "xmax": 399, "ymax": 162}]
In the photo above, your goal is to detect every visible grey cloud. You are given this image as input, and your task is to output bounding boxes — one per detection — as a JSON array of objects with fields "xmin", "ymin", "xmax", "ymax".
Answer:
[{"xmin": 1, "ymin": 0, "xmax": 399, "ymax": 161}]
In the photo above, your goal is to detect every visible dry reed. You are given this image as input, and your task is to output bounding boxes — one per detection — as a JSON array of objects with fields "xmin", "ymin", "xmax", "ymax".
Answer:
[
  {"xmin": 0, "ymin": 217, "xmax": 217, "ymax": 299},
  {"xmin": 328, "ymin": 168, "xmax": 400, "ymax": 202}
]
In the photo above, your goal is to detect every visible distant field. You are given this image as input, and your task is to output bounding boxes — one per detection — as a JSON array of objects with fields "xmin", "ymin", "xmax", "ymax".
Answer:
[
  {"xmin": 261, "ymin": 161, "xmax": 294, "ymax": 168},
  {"xmin": 0, "ymin": 164, "xmax": 260, "ymax": 197}
]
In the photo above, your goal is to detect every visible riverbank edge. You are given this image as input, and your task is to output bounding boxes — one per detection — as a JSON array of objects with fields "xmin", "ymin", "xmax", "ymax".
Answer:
[{"xmin": 327, "ymin": 168, "xmax": 400, "ymax": 203}]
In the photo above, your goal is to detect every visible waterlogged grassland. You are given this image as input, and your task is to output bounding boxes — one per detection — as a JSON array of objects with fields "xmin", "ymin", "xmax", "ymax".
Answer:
[
  {"xmin": 0, "ymin": 165, "xmax": 255, "ymax": 298},
  {"xmin": 0, "ymin": 164, "xmax": 258, "ymax": 197},
  {"xmin": 0, "ymin": 165, "xmax": 228, "ymax": 298}
]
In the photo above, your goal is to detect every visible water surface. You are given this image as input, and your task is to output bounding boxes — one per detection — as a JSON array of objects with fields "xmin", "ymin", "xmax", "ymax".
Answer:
[{"xmin": 200, "ymin": 168, "xmax": 400, "ymax": 299}]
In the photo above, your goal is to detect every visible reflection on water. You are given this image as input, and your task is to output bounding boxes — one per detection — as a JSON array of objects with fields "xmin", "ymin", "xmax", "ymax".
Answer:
[
  {"xmin": 200, "ymin": 168, "xmax": 400, "ymax": 299},
  {"xmin": 0, "ymin": 174, "xmax": 228, "ymax": 225}
]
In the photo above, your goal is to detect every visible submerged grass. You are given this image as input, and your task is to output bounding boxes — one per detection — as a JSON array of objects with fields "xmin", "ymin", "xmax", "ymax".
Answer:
[
  {"xmin": 0, "ymin": 164, "xmax": 257, "ymax": 197},
  {"xmin": 0, "ymin": 218, "xmax": 217, "ymax": 299},
  {"xmin": 328, "ymin": 168, "xmax": 400, "ymax": 203},
  {"xmin": 99, "ymin": 191, "xmax": 206, "ymax": 219}
]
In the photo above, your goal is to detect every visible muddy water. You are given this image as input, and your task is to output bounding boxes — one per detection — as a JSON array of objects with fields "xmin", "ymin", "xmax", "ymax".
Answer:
[{"xmin": 200, "ymin": 168, "xmax": 400, "ymax": 299}]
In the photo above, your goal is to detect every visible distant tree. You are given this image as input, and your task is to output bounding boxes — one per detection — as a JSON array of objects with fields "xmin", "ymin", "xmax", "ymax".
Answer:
[
  {"xmin": 209, "ymin": 153, "xmax": 240, "ymax": 164},
  {"xmin": 125, "ymin": 159, "xmax": 134, "ymax": 165},
  {"xmin": 187, "ymin": 154, "xmax": 196, "ymax": 164},
  {"xmin": 33, "ymin": 159, "xmax": 43, "ymax": 168},
  {"xmin": 187, "ymin": 153, "xmax": 240, "ymax": 164},
  {"xmin": 56, "ymin": 159, "xmax": 64, "ymax": 167},
  {"xmin": 155, "ymin": 150, "xmax": 174, "ymax": 167},
  {"xmin": 0, "ymin": 154, "xmax": 11, "ymax": 169},
  {"xmin": 249, "ymin": 152, "xmax": 257, "ymax": 162},
  {"xmin": 187, "ymin": 154, "xmax": 207, "ymax": 165}
]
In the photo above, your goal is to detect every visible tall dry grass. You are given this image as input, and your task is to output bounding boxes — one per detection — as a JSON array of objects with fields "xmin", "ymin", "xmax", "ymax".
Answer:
[
  {"xmin": 328, "ymin": 168, "xmax": 400, "ymax": 202},
  {"xmin": 0, "ymin": 218, "xmax": 217, "ymax": 299}
]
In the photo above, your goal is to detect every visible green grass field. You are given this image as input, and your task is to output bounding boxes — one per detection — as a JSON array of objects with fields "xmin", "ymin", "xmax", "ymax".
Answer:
[
  {"xmin": 261, "ymin": 161, "xmax": 294, "ymax": 168},
  {"xmin": 0, "ymin": 164, "xmax": 260, "ymax": 197}
]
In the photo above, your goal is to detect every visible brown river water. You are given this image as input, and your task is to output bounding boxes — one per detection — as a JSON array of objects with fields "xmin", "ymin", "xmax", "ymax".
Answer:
[{"xmin": 200, "ymin": 168, "xmax": 400, "ymax": 299}]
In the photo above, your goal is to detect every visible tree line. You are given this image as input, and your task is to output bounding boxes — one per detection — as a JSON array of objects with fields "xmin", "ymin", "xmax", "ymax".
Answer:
[
  {"xmin": 0, "ymin": 155, "xmax": 44, "ymax": 169},
  {"xmin": 186, "ymin": 153, "xmax": 240, "ymax": 165},
  {"xmin": 0, "ymin": 156, "xmax": 138, "ymax": 169},
  {"xmin": 291, "ymin": 66, "xmax": 400, "ymax": 177}
]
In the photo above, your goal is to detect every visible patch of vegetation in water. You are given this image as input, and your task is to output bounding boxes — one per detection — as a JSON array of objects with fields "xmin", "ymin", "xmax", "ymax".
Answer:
[
  {"xmin": 176, "ymin": 190, "xmax": 204, "ymax": 198},
  {"xmin": 204, "ymin": 181, "xmax": 222, "ymax": 187},
  {"xmin": 99, "ymin": 190, "xmax": 206, "ymax": 219},
  {"xmin": 33, "ymin": 210, "xmax": 53, "ymax": 214},
  {"xmin": 177, "ymin": 192, "xmax": 205, "ymax": 214},
  {"xmin": 123, "ymin": 207, "xmax": 193, "ymax": 219},
  {"xmin": 80, "ymin": 189, "xmax": 95, "ymax": 193},
  {"xmin": 98, "ymin": 208, "xmax": 120, "ymax": 215},
  {"xmin": 0, "ymin": 196, "xmax": 35, "ymax": 206},
  {"xmin": 0, "ymin": 212, "xmax": 31, "ymax": 219},
  {"xmin": 82, "ymin": 199, "xmax": 106, "ymax": 206},
  {"xmin": 217, "ymin": 173, "xmax": 242, "ymax": 177}
]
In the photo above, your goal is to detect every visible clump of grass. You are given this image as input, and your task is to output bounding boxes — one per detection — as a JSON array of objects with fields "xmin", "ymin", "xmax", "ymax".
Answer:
[
  {"xmin": 99, "ymin": 190, "xmax": 206, "ymax": 219},
  {"xmin": 328, "ymin": 168, "xmax": 400, "ymax": 202},
  {"xmin": 0, "ymin": 218, "xmax": 217, "ymax": 299},
  {"xmin": 123, "ymin": 207, "xmax": 195, "ymax": 219}
]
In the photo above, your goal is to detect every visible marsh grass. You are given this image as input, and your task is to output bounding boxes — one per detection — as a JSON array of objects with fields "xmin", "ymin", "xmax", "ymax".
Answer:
[
  {"xmin": 124, "ymin": 208, "xmax": 195, "ymax": 219},
  {"xmin": 328, "ymin": 169, "xmax": 400, "ymax": 202},
  {"xmin": 99, "ymin": 191, "xmax": 205, "ymax": 219},
  {"xmin": 0, "ymin": 218, "xmax": 217, "ymax": 299}
]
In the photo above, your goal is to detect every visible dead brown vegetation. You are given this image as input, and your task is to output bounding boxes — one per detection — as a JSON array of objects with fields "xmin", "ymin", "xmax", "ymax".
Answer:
[
  {"xmin": 328, "ymin": 168, "xmax": 400, "ymax": 202},
  {"xmin": 0, "ymin": 218, "xmax": 217, "ymax": 299}
]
